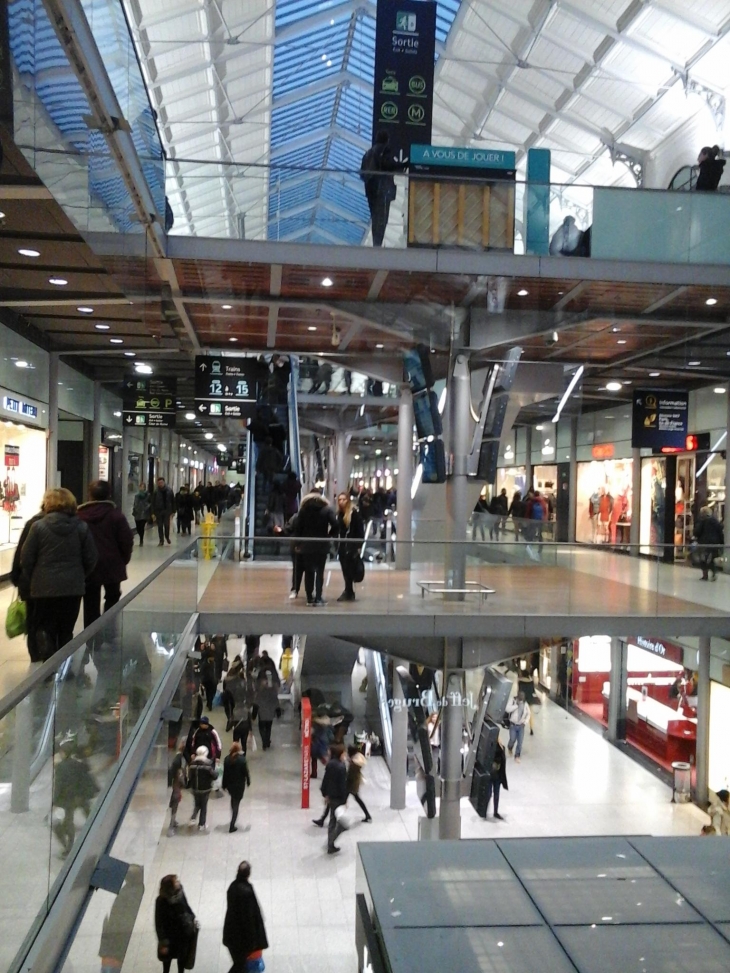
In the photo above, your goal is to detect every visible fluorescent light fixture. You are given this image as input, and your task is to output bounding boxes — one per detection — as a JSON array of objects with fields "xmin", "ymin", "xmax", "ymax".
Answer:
[
  {"xmin": 229, "ymin": 337, "xmax": 238, "ymax": 342},
  {"xmin": 552, "ymin": 365, "xmax": 584, "ymax": 422},
  {"xmin": 649, "ymin": 371, "xmax": 660, "ymax": 377},
  {"xmin": 95, "ymin": 323, "xmax": 110, "ymax": 331},
  {"xmin": 321, "ymin": 277, "xmax": 333, "ymax": 287},
  {"xmin": 411, "ymin": 463, "xmax": 423, "ymax": 499},
  {"xmin": 517, "ymin": 288, "xmax": 528, "ymax": 296},
  {"xmin": 204, "ymin": 432, "xmax": 214, "ymax": 440},
  {"xmin": 438, "ymin": 387, "xmax": 447, "ymax": 414},
  {"xmin": 134, "ymin": 362, "xmax": 153, "ymax": 375},
  {"xmin": 110, "ymin": 338, "xmax": 123, "ymax": 344},
  {"xmin": 49, "ymin": 277, "xmax": 68, "ymax": 286},
  {"xmin": 77, "ymin": 306, "xmax": 94, "ymax": 314},
  {"xmin": 185, "ymin": 412, "xmax": 196, "ymax": 420},
  {"xmin": 706, "ymin": 297, "xmax": 718, "ymax": 306},
  {"xmin": 605, "ymin": 381, "xmax": 622, "ymax": 391},
  {"xmin": 688, "ymin": 360, "xmax": 701, "ymax": 366},
  {"xmin": 617, "ymin": 339, "xmax": 627, "ymax": 345},
  {"xmin": 714, "ymin": 387, "xmax": 726, "ymax": 394},
  {"xmin": 18, "ymin": 248, "xmax": 40, "ymax": 257},
  {"xmin": 307, "ymin": 326, "xmax": 317, "ymax": 331},
  {"xmin": 696, "ymin": 431, "xmax": 727, "ymax": 478},
  {"xmin": 375, "ymin": 343, "xmax": 384, "ymax": 349},
  {"xmin": 221, "ymin": 304, "xmax": 232, "ymax": 309},
  {"xmin": 124, "ymin": 351, "xmax": 136, "ymax": 357}
]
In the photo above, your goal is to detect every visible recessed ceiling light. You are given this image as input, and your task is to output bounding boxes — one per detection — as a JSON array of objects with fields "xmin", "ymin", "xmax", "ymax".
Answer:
[
  {"xmin": 113, "ymin": 411, "xmax": 122, "ymax": 417},
  {"xmin": 617, "ymin": 339, "xmax": 627, "ymax": 344},
  {"xmin": 185, "ymin": 412, "xmax": 196, "ymax": 420},
  {"xmin": 110, "ymin": 337, "xmax": 124, "ymax": 344},
  {"xmin": 517, "ymin": 288, "xmax": 529, "ymax": 296},
  {"xmin": 688, "ymin": 360, "xmax": 701, "ymax": 366},
  {"xmin": 706, "ymin": 297, "xmax": 718, "ymax": 306},
  {"xmin": 18, "ymin": 248, "xmax": 40, "ymax": 257},
  {"xmin": 605, "ymin": 381, "xmax": 623, "ymax": 391},
  {"xmin": 77, "ymin": 306, "xmax": 94, "ymax": 314},
  {"xmin": 375, "ymin": 343, "xmax": 384, "ymax": 349},
  {"xmin": 321, "ymin": 277, "xmax": 333, "ymax": 287},
  {"xmin": 229, "ymin": 337, "xmax": 238, "ymax": 342},
  {"xmin": 94, "ymin": 323, "xmax": 110, "ymax": 331},
  {"xmin": 49, "ymin": 277, "xmax": 68, "ymax": 286},
  {"xmin": 649, "ymin": 371, "xmax": 660, "ymax": 377},
  {"xmin": 307, "ymin": 326, "xmax": 317, "ymax": 331},
  {"xmin": 221, "ymin": 304, "xmax": 232, "ymax": 309},
  {"xmin": 611, "ymin": 327, "xmax": 620, "ymax": 333},
  {"xmin": 714, "ymin": 387, "xmax": 726, "ymax": 394},
  {"xmin": 15, "ymin": 360, "xmax": 29, "ymax": 368},
  {"xmin": 205, "ymin": 432, "xmax": 214, "ymax": 440},
  {"xmin": 124, "ymin": 351, "xmax": 136, "ymax": 357},
  {"xmin": 134, "ymin": 362, "xmax": 153, "ymax": 375}
]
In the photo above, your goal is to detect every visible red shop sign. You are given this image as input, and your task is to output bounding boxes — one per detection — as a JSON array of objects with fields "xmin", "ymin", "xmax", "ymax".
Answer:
[
  {"xmin": 592, "ymin": 443, "xmax": 615, "ymax": 460},
  {"xmin": 301, "ymin": 696, "xmax": 312, "ymax": 809}
]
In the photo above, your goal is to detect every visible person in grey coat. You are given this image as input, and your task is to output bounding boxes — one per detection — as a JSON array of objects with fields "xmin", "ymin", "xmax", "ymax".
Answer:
[
  {"xmin": 254, "ymin": 673, "xmax": 279, "ymax": 750},
  {"xmin": 20, "ymin": 487, "xmax": 97, "ymax": 662}
]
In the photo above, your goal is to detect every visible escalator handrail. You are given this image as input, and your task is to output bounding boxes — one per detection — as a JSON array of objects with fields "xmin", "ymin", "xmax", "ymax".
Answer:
[
  {"xmin": 0, "ymin": 538, "xmax": 197, "ymax": 722},
  {"xmin": 288, "ymin": 355, "xmax": 303, "ymax": 480}
]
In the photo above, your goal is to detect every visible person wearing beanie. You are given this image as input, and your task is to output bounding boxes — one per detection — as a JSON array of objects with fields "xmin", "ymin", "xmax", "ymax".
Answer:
[{"xmin": 187, "ymin": 746, "xmax": 216, "ymax": 831}]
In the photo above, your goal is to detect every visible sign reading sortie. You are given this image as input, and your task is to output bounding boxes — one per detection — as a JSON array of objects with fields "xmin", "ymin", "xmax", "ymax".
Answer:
[{"xmin": 301, "ymin": 696, "xmax": 312, "ymax": 809}]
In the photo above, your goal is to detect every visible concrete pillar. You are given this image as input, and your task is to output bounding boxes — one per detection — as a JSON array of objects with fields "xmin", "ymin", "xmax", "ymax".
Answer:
[
  {"xmin": 445, "ymin": 355, "xmax": 471, "ymax": 594},
  {"xmin": 567, "ymin": 418, "xmax": 578, "ymax": 543},
  {"xmin": 47, "ymin": 352, "xmax": 59, "ymax": 489},
  {"xmin": 335, "ymin": 431, "xmax": 349, "ymax": 496},
  {"xmin": 630, "ymin": 447, "xmax": 642, "ymax": 551},
  {"xmin": 396, "ymin": 388, "xmax": 414, "ymax": 570},
  {"xmin": 606, "ymin": 637, "xmax": 627, "ymax": 743},
  {"xmin": 695, "ymin": 635, "xmax": 711, "ymax": 807},
  {"xmin": 525, "ymin": 426, "xmax": 533, "ymax": 493},
  {"xmin": 390, "ymin": 659, "xmax": 408, "ymax": 810},
  {"xmin": 92, "ymin": 381, "xmax": 102, "ymax": 481},
  {"xmin": 121, "ymin": 426, "xmax": 131, "ymax": 520},
  {"xmin": 549, "ymin": 643, "xmax": 560, "ymax": 700},
  {"xmin": 439, "ymin": 668, "xmax": 463, "ymax": 839},
  {"xmin": 11, "ymin": 695, "xmax": 32, "ymax": 813}
]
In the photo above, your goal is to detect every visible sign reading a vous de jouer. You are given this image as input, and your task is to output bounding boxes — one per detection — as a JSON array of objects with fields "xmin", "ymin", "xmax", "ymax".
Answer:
[{"xmin": 372, "ymin": 0, "xmax": 437, "ymax": 164}]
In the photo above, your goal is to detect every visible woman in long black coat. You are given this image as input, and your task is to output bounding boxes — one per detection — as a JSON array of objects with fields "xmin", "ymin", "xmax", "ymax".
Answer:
[
  {"xmin": 155, "ymin": 874, "xmax": 197, "ymax": 973},
  {"xmin": 223, "ymin": 861, "xmax": 268, "ymax": 970},
  {"xmin": 335, "ymin": 492, "xmax": 365, "ymax": 602}
]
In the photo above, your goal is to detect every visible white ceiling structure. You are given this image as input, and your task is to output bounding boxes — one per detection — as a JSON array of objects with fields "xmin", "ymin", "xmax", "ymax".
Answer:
[{"xmin": 123, "ymin": 0, "xmax": 730, "ymax": 243}]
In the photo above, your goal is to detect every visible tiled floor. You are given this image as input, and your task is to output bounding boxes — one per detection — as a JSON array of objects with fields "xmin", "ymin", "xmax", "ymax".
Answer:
[{"xmin": 59, "ymin": 645, "xmax": 707, "ymax": 973}]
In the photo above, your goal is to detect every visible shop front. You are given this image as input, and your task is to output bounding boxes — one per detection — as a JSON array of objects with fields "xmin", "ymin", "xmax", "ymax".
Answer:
[
  {"xmin": 575, "ymin": 456, "xmax": 633, "ymax": 546},
  {"xmin": 0, "ymin": 394, "xmax": 48, "ymax": 577},
  {"xmin": 571, "ymin": 634, "xmax": 696, "ymax": 773}
]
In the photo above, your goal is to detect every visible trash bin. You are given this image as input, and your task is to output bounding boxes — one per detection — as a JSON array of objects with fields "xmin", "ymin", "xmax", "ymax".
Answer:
[{"xmin": 672, "ymin": 761, "xmax": 691, "ymax": 803}]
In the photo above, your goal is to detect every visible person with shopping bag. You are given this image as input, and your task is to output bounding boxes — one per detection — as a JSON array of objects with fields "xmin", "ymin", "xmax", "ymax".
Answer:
[
  {"xmin": 319, "ymin": 744, "xmax": 349, "ymax": 855},
  {"xmin": 155, "ymin": 875, "xmax": 198, "ymax": 973},
  {"xmin": 223, "ymin": 861, "xmax": 268, "ymax": 973}
]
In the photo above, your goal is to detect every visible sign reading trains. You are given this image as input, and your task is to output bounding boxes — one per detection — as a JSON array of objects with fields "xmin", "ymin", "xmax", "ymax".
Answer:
[
  {"xmin": 372, "ymin": 0, "xmax": 436, "ymax": 163},
  {"xmin": 194, "ymin": 356, "xmax": 262, "ymax": 420},
  {"xmin": 631, "ymin": 389, "xmax": 689, "ymax": 449}
]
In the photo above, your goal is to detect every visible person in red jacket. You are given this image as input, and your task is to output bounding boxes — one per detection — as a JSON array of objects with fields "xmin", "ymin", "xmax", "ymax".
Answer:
[{"xmin": 78, "ymin": 479, "xmax": 134, "ymax": 629}]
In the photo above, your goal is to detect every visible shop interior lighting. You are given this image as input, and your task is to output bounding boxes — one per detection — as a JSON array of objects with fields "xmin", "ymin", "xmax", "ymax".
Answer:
[
  {"xmin": 605, "ymin": 381, "xmax": 623, "ymax": 391},
  {"xmin": 552, "ymin": 365, "xmax": 584, "ymax": 422},
  {"xmin": 696, "ymin": 431, "xmax": 727, "ymax": 478},
  {"xmin": 18, "ymin": 248, "xmax": 40, "ymax": 257},
  {"xmin": 706, "ymin": 297, "xmax": 718, "ymax": 306},
  {"xmin": 49, "ymin": 277, "xmax": 68, "ymax": 286},
  {"xmin": 321, "ymin": 277, "xmax": 333, "ymax": 287}
]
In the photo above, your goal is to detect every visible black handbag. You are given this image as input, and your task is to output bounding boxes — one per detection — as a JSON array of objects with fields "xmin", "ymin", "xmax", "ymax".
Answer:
[{"xmin": 351, "ymin": 554, "xmax": 365, "ymax": 583}]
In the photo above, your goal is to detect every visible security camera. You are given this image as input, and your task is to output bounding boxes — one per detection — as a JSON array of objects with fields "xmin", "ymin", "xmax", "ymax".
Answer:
[
  {"xmin": 331, "ymin": 326, "xmax": 341, "ymax": 347},
  {"xmin": 545, "ymin": 331, "xmax": 559, "ymax": 346}
]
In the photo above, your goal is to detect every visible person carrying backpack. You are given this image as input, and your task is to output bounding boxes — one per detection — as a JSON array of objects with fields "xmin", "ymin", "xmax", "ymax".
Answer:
[{"xmin": 360, "ymin": 131, "xmax": 407, "ymax": 247}]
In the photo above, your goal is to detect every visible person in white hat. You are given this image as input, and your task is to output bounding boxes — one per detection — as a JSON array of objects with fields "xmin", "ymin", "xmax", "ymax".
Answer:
[{"xmin": 187, "ymin": 746, "xmax": 216, "ymax": 831}]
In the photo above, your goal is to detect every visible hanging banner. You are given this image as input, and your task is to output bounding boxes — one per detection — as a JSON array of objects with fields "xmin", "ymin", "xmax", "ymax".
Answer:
[
  {"xmin": 372, "ymin": 0, "xmax": 436, "ymax": 163},
  {"xmin": 631, "ymin": 389, "xmax": 688, "ymax": 449},
  {"xmin": 301, "ymin": 696, "xmax": 312, "ymax": 809}
]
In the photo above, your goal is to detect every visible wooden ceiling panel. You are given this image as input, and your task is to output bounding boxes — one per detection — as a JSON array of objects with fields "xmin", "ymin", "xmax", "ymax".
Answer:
[{"xmin": 280, "ymin": 267, "xmax": 375, "ymax": 301}]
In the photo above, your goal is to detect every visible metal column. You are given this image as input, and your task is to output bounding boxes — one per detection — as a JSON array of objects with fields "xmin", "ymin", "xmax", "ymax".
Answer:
[
  {"xmin": 445, "ymin": 355, "xmax": 471, "ymax": 594},
  {"xmin": 695, "ymin": 635, "xmax": 711, "ymax": 807},
  {"xmin": 121, "ymin": 426, "xmax": 130, "ymax": 520},
  {"xmin": 92, "ymin": 381, "xmax": 102, "ymax": 482},
  {"xmin": 47, "ymin": 352, "xmax": 59, "ymax": 489},
  {"xmin": 334, "ymin": 431, "xmax": 349, "ymax": 496},
  {"xmin": 525, "ymin": 426, "xmax": 533, "ymax": 493},
  {"xmin": 630, "ymin": 447, "xmax": 642, "ymax": 550},
  {"xmin": 395, "ymin": 388, "xmax": 413, "ymax": 570},
  {"xmin": 439, "ymin": 668, "xmax": 463, "ymax": 839},
  {"xmin": 606, "ymin": 637, "xmax": 627, "ymax": 744},
  {"xmin": 390, "ymin": 658, "xmax": 407, "ymax": 810},
  {"xmin": 567, "ymin": 417, "xmax": 578, "ymax": 543}
]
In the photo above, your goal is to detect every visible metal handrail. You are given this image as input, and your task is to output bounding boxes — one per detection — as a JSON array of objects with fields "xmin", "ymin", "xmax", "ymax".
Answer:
[{"xmin": 0, "ymin": 538, "xmax": 197, "ymax": 723}]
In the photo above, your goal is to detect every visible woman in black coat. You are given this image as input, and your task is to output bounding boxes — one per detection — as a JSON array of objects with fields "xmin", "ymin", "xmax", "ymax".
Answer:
[
  {"xmin": 223, "ymin": 861, "xmax": 268, "ymax": 970},
  {"xmin": 222, "ymin": 741, "xmax": 251, "ymax": 832},
  {"xmin": 335, "ymin": 492, "xmax": 365, "ymax": 602},
  {"xmin": 155, "ymin": 875, "xmax": 197, "ymax": 973}
]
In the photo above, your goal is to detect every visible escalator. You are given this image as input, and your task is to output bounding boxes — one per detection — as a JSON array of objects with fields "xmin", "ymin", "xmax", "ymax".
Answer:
[{"xmin": 245, "ymin": 356, "xmax": 303, "ymax": 559}]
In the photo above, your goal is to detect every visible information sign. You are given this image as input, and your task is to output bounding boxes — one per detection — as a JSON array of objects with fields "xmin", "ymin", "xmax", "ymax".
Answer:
[{"xmin": 631, "ymin": 389, "xmax": 688, "ymax": 450}]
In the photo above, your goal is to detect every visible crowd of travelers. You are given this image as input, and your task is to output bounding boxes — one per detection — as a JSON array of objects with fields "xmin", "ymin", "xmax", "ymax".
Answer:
[
  {"xmin": 132, "ymin": 478, "xmax": 244, "ymax": 547},
  {"xmin": 472, "ymin": 487, "xmax": 554, "ymax": 545}
]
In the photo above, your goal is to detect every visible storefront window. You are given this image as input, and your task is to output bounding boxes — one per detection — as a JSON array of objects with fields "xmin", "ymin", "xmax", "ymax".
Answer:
[
  {"xmin": 709, "ymin": 681, "xmax": 730, "ymax": 794},
  {"xmin": 497, "ymin": 466, "xmax": 527, "ymax": 500},
  {"xmin": 0, "ymin": 420, "xmax": 47, "ymax": 574},
  {"xmin": 576, "ymin": 459, "xmax": 632, "ymax": 545}
]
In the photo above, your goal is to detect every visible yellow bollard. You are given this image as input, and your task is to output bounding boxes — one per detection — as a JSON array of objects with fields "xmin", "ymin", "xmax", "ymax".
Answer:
[{"xmin": 200, "ymin": 512, "xmax": 217, "ymax": 560}]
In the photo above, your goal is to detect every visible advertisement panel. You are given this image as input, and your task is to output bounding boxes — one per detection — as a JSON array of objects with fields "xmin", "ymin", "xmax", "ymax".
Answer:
[
  {"xmin": 631, "ymin": 389, "xmax": 688, "ymax": 449},
  {"xmin": 372, "ymin": 0, "xmax": 437, "ymax": 162}
]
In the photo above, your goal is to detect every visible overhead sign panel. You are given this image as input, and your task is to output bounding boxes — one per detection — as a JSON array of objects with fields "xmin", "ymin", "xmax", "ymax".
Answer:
[
  {"xmin": 372, "ymin": 0, "xmax": 436, "ymax": 162},
  {"xmin": 123, "ymin": 376, "xmax": 177, "ymax": 429},
  {"xmin": 194, "ymin": 356, "xmax": 263, "ymax": 420},
  {"xmin": 410, "ymin": 144, "xmax": 516, "ymax": 177},
  {"xmin": 631, "ymin": 389, "xmax": 688, "ymax": 449}
]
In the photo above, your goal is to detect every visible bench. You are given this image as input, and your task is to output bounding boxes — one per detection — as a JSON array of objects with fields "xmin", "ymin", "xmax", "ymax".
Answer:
[{"xmin": 417, "ymin": 580, "xmax": 496, "ymax": 602}]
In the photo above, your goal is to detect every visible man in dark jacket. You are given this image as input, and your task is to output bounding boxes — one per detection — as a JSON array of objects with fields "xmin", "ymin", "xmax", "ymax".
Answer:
[
  {"xmin": 320, "ymin": 744, "xmax": 348, "ymax": 854},
  {"xmin": 152, "ymin": 477, "xmax": 175, "ymax": 545},
  {"xmin": 222, "ymin": 742, "xmax": 251, "ymax": 832},
  {"xmin": 223, "ymin": 861, "xmax": 268, "ymax": 970},
  {"xmin": 361, "ymin": 131, "xmax": 406, "ymax": 246},
  {"xmin": 78, "ymin": 480, "xmax": 134, "ymax": 630},
  {"xmin": 296, "ymin": 490, "xmax": 336, "ymax": 606},
  {"xmin": 694, "ymin": 505, "xmax": 725, "ymax": 580}
]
